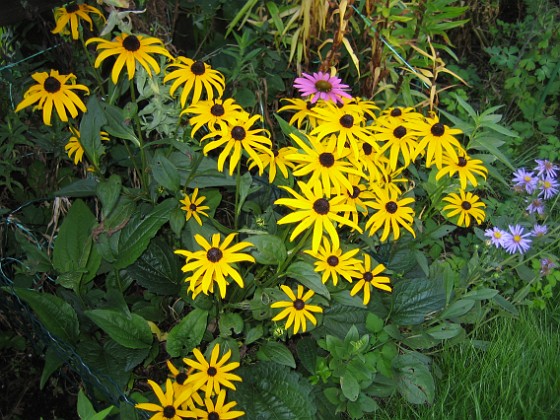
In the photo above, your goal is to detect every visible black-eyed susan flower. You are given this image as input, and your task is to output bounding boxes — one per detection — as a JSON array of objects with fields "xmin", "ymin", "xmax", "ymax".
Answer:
[
  {"xmin": 201, "ymin": 114, "xmax": 273, "ymax": 176},
  {"xmin": 182, "ymin": 98, "xmax": 245, "ymax": 137},
  {"xmin": 436, "ymin": 153, "xmax": 488, "ymax": 189},
  {"xmin": 378, "ymin": 106, "xmax": 423, "ymax": 124},
  {"xmin": 278, "ymin": 97, "xmax": 319, "ymax": 129},
  {"xmin": 373, "ymin": 164, "xmax": 410, "ymax": 197},
  {"xmin": 275, "ymin": 181, "xmax": 361, "ymax": 252},
  {"xmin": 51, "ymin": 3, "xmax": 105, "ymax": 40},
  {"xmin": 184, "ymin": 344, "xmax": 242, "ymax": 399},
  {"xmin": 441, "ymin": 190, "xmax": 486, "ymax": 227},
  {"xmin": 193, "ymin": 389, "xmax": 245, "ymax": 420},
  {"xmin": 357, "ymin": 141, "xmax": 389, "ymax": 183},
  {"xmin": 413, "ymin": 113, "xmax": 465, "ymax": 169},
  {"xmin": 174, "ymin": 233, "xmax": 254, "ymax": 298},
  {"xmin": 179, "ymin": 188, "xmax": 210, "ymax": 226},
  {"xmin": 166, "ymin": 361, "xmax": 203, "ymax": 411},
  {"xmin": 342, "ymin": 173, "xmax": 377, "ymax": 226},
  {"xmin": 15, "ymin": 70, "xmax": 89, "ymax": 126},
  {"xmin": 365, "ymin": 186, "xmax": 416, "ymax": 241},
  {"xmin": 65, "ymin": 126, "xmax": 109, "ymax": 165},
  {"xmin": 164, "ymin": 57, "xmax": 225, "ymax": 107},
  {"xmin": 135, "ymin": 378, "xmax": 196, "ymax": 419},
  {"xmin": 350, "ymin": 254, "xmax": 391, "ymax": 305},
  {"xmin": 371, "ymin": 116, "xmax": 419, "ymax": 170},
  {"xmin": 86, "ymin": 33, "xmax": 172, "ymax": 84},
  {"xmin": 304, "ymin": 238, "xmax": 361, "ymax": 285},
  {"xmin": 247, "ymin": 146, "xmax": 297, "ymax": 183},
  {"xmin": 271, "ymin": 284, "xmax": 323, "ymax": 334},
  {"xmin": 286, "ymin": 133, "xmax": 364, "ymax": 197}
]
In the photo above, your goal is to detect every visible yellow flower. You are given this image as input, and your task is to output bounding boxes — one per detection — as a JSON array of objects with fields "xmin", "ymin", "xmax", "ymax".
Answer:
[
  {"xmin": 350, "ymin": 254, "xmax": 391, "ymax": 305},
  {"xmin": 15, "ymin": 70, "xmax": 89, "ymax": 126},
  {"xmin": 174, "ymin": 233, "xmax": 255, "ymax": 298},
  {"xmin": 179, "ymin": 188, "xmax": 210, "ymax": 226},
  {"xmin": 201, "ymin": 114, "xmax": 273, "ymax": 175},
  {"xmin": 193, "ymin": 389, "xmax": 245, "ymax": 420},
  {"xmin": 86, "ymin": 33, "xmax": 172, "ymax": 84},
  {"xmin": 435, "ymin": 153, "xmax": 488, "ymax": 189},
  {"xmin": 51, "ymin": 4, "xmax": 105, "ymax": 40},
  {"xmin": 64, "ymin": 127, "xmax": 109, "ymax": 165},
  {"xmin": 164, "ymin": 57, "xmax": 226, "ymax": 107},
  {"xmin": 277, "ymin": 98, "xmax": 319, "ymax": 129},
  {"xmin": 166, "ymin": 361, "xmax": 203, "ymax": 411},
  {"xmin": 247, "ymin": 146, "xmax": 297, "ymax": 183},
  {"xmin": 442, "ymin": 190, "xmax": 486, "ymax": 227},
  {"xmin": 372, "ymin": 164, "xmax": 409, "ymax": 197},
  {"xmin": 182, "ymin": 97, "xmax": 245, "ymax": 137},
  {"xmin": 275, "ymin": 181, "xmax": 361, "ymax": 252},
  {"xmin": 135, "ymin": 379, "xmax": 196, "ymax": 419},
  {"xmin": 304, "ymin": 238, "xmax": 361, "ymax": 285},
  {"xmin": 183, "ymin": 344, "xmax": 242, "ymax": 399},
  {"xmin": 365, "ymin": 186, "xmax": 416, "ymax": 241},
  {"xmin": 342, "ymin": 173, "xmax": 377, "ymax": 227},
  {"xmin": 372, "ymin": 116, "xmax": 419, "ymax": 170},
  {"xmin": 271, "ymin": 284, "xmax": 323, "ymax": 334}
]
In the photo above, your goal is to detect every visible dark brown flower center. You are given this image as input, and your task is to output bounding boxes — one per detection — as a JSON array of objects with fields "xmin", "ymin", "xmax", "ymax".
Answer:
[
  {"xmin": 339, "ymin": 114, "xmax": 354, "ymax": 128},
  {"xmin": 207, "ymin": 248, "xmax": 223, "ymax": 263},
  {"xmin": 293, "ymin": 299, "xmax": 305, "ymax": 310},
  {"xmin": 313, "ymin": 198, "xmax": 330, "ymax": 215},
  {"xmin": 390, "ymin": 108, "xmax": 402, "ymax": 117},
  {"xmin": 431, "ymin": 122, "xmax": 445, "ymax": 136},
  {"xmin": 208, "ymin": 413, "xmax": 219, "ymax": 420},
  {"xmin": 176, "ymin": 372, "xmax": 188, "ymax": 385},
  {"xmin": 327, "ymin": 255, "xmax": 339, "ymax": 266},
  {"xmin": 319, "ymin": 152, "xmax": 334, "ymax": 168},
  {"xmin": 191, "ymin": 61, "xmax": 206, "ymax": 75},
  {"xmin": 362, "ymin": 143, "xmax": 373, "ymax": 156},
  {"xmin": 385, "ymin": 201, "xmax": 398, "ymax": 214},
  {"xmin": 306, "ymin": 102, "xmax": 316, "ymax": 110},
  {"xmin": 315, "ymin": 80, "xmax": 332, "ymax": 93},
  {"xmin": 210, "ymin": 104, "xmax": 225, "ymax": 116},
  {"xmin": 65, "ymin": 4, "xmax": 80, "ymax": 13},
  {"xmin": 44, "ymin": 77, "xmax": 61, "ymax": 93},
  {"xmin": 122, "ymin": 35, "xmax": 140, "ymax": 52},
  {"xmin": 231, "ymin": 126, "xmax": 246, "ymax": 141},
  {"xmin": 393, "ymin": 126, "xmax": 407, "ymax": 139},
  {"xmin": 457, "ymin": 156, "xmax": 467, "ymax": 167},
  {"xmin": 163, "ymin": 406, "xmax": 176, "ymax": 419},
  {"xmin": 350, "ymin": 186, "xmax": 361, "ymax": 199},
  {"xmin": 189, "ymin": 203, "xmax": 197, "ymax": 211},
  {"xmin": 461, "ymin": 201, "xmax": 471, "ymax": 210},
  {"xmin": 207, "ymin": 366, "xmax": 217, "ymax": 376},
  {"xmin": 363, "ymin": 272, "xmax": 373, "ymax": 282}
]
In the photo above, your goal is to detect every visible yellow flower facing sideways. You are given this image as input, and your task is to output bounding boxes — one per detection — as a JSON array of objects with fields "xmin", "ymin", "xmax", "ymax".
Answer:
[
  {"xmin": 65, "ymin": 127, "xmax": 110, "ymax": 165},
  {"xmin": 51, "ymin": 3, "xmax": 105, "ymax": 40},
  {"xmin": 436, "ymin": 152, "xmax": 488, "ymax": 189}
]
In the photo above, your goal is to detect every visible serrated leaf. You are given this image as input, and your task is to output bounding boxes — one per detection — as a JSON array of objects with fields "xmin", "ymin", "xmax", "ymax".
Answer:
[
  {"xmin": 246, "ymin": 234, "xmax": 287, "ymax": 265},
  {"xmin": 166, "ymin": 308, "xmax": 208, "ymax": 357},
  {"xmin": 257, "ymin": 341, "xmax": 296, "ymax": 368},
  {"xmin": 85, "ymin": 309, "xmax": 153, "ymax": 349},
  {"xmin": 296, "ymin": 337, "xmax": 318, "ymax": 374},
  {"xmin": 391, "ymin": 277, "xmax": 446, "ymax": 325}
]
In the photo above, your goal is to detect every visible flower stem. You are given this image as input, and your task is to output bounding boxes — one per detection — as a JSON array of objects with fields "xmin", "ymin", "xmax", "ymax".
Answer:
[{"xmin": 128, "ymin": 81, "xmax": 150, "ymax": 195}]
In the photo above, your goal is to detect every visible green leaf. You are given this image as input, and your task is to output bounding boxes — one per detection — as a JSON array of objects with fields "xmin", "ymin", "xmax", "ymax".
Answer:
[
  {"xmin": 246, "ymin": 234, "xmax": 287, "ymax": 265},
  {"xmin": 80, "ymin": 96, "xmax": 107, "ymax": 168},
  {"xmin": 52, "ymin": 178, "xmax": 98, "ymax": 198},
  {"xmin": 245, "ymin": 325, "xmax": 263, "ymax": 345},
  {"xmin": 285, "ymin": 261, "xmax": 330, "ymax": 299},
  {"xmin": 96, "ymin": 175, "xmax": 122, "ymax": 218},
  {"xmin": 11, "ymin": 288, "xmax": 79, "ymax": 343},
  {"xmin": 440, "ymin": 299, "xmax": 475, "ymax": 319},
  {"xmin": 366, "ymin": 313, "xmax": 384, "ymax": 334},
  {"xmin": 218, "ymin": 312, "xmax": 244, "ymax": 336},
  {"xmin": 40, "ymin": 346, "xmax": 65, "ymax": 389},
  {"xmin": 296, "ymin": 337, "xmax": 318, "ymax": 374},
  {"xmin": 394, "ymin": 352, "xmax": 435, "ymax": 404},
  {"xmin": 152, "ymin": 152, "xmax": 181, "ymax": 191},
  {"xmin": 426, "ymin": 322, "xmax": 463, "ymax": 340},
  {"xmin": 257, "ymin": 341, "xmax": 296, "ymax": 368},
  {"xmin": 114, "ymin": 199, "xmax": 176, "ymax": 269},
  {"xmin": 318, "ymin": 302, "xmax": 369, "ymax": 339},
  {"xmin": 463, "ymin": 288, "xmax": 499, "ymax": 300},
  {"xmin": 391, "ymin": 277, "xmax": 446, "ymax": 325},
  {"xmin": 78, "ymin": 389, "xmax": 114, "ymax": 420},
  {"xmin": 166, "ymin": 308, "xmax": 208, "ymax": 357},
  {"xmin": 101, "ymin": 102, "xmax": 140, "ymax": 147},
  {"xmin": 341, "ymin": 372, "xmax": 360, "ymax": 402},
  {"xmin": 492, "ymin": 293, "xmax": 519, "ymax": 316},
  {"xmin": 85, "ymin": 309, "xmax": 153, "ymax": 349}
]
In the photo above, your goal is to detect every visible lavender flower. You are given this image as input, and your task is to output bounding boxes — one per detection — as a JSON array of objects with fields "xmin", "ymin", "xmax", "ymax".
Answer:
[
  {"xmin": 532, "ymin": 224, "xmax": 548, "ymax": 237},
  {"xmin": 526, "ymin": 198, "xmax": 545, "ymax": 215},
  {"xmin": 538, "ymin": 176, "xmax": 559, "ymax": 200},
  {"xmin": 293, "ymin": 71, "xmax": 352, "ymax": 104},
  {"xmin": 512, "ymin": 168, "xmax": 538, "ymax": 194},
  {"xmin": 540, "ymin": 258, "xmax": 556, "ymax": 276},
  {"xmin": 484, "ymin": 227, "xmax": 506, "ymax": 247},
  {"xmin": 535, "ymin": 159, "xmax": 559, "ymax": 178},
  {"xmin": 502, "ymin": 224, "xmax": 532, "ymax": 254}
]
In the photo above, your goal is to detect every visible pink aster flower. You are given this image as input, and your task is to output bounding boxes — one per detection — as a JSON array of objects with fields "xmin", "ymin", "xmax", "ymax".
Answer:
[{"xmin": 293, "ymin": 71, "xmax": 352, "ymax": 104}]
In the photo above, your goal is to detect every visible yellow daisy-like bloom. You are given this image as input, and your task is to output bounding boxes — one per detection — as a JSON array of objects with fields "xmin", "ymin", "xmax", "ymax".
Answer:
[
  {"xmin": 357, "ymin": 141, "xmax": 389, "ymax": 183},
  {"xmin": 310, "ymin": 100, "xmax": 375, "ymax": 160},
  {"xmin": 183, "ymin": 344, "xmax": 242, "ymax": 399},
  {"xmin": 278, "ymin": 97, "xmax": 319, "ymax": 129},
  {"xmin": 365, "ymin": 186, "xmax": 416, "ymax": 241},
  {"xmin": 51, "ymin": 4, "xmax": 105, "ymax": 40},
  {"xmin": 350, "ymin": 254, "xmax": 391, "ymax": 305},
  {"xmin": 15, "ymin": 69, "xmax": 89, "ymax": 126},
  {"xmin": 247, "ymin": 146, "xmax": 297, "ymax": 183},
  {"xmin": 275, "ymin": 181, "xmax": 362, "ymax": 252},
  {"xmin": 271, "ymin": 284, "xmax": 323, "ymax": 334},
  {"xmin": 304, "ymin": 238, "xmax": 361, "ymax": 286},
  {"xmin": 86, "ymin": 33, "xmax": 172, "ymax": 84},
  {"xmin": 349, "ymin": 97, "xmax": 380, "ymax": 121},
  {"xmin": 135, "ymin": 379, "xmax": 196, "ymax": 420},
  {"xmin": 441, "ymin": 190, "xmax": 486, "ymax": 227},
  {"xmin": 166, "ymin": 361, "xmax": 203, "ymax": 411},
  {"xmin": 372, "ymin": 116, "xmax": 419, "ymax": 170},
  {"xmin": 342, "ymin": 173, "xmax": 377, "ymax": 227},
  {"xmin": 179, "ymin": 188, "xmax": 210, "ymax": 226},
  {"xmin": 377, "ymin": 107, "xmax": 423, "ymax": 124},
  {"xmin": 435, "ymin": 153, "xmax": 488, "ymax": 189},
  {"xmin": 201, "ymin": 114, "xmax": 274, "ymax": 176},
  {"xmin": 174, "ymin": 233, "xmax": 255, "ymax": 298},
  {"xmin": 193, "ymin": 389, "xmax": 245, "ymax": 420},
  {"xmin": 286, "ymin": 133, "xmax": 364, "ymax": 197},
  {"xmin": 372, "ymin": 164, "xmax": 409, "ymax": 197},
  {"xmin": 164, "ymin": 57, "xmax": 226, "ymax": 107},
  {"xmin": 182, "ymin": 98, "xmax": 245, "ymax": 137},
  {"xmin": 413, "ymin": 113, "xmax": 465, "ymax": 169},
  {"xmin": 64, "ymin": 127, "xmax": 109, "ymax": 165}
]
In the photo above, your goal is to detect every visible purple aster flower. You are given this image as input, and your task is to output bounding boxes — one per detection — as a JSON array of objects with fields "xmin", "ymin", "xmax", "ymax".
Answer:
[
  {"xmin": 484, "ymin": 227, "xmax": 506, "ymax": 247},
  {"xmin": 538, "ymin": 176, "xmax": 559, "ymax": 200},
  {"xmin": 532, "ymin": 224, "xmax": 548, "ymax": 237},
  {"xmin": 540, "ymin": 258, "xmax": 556, "ymax": 276},
  {"xmin": 502, "ymin": 224, "xmax": 532, "ymax": 254},
  {"xmin": 512, "ymin": 168, "xmax": 538, "ymax": 194},
  {"xmin": 526, "ymin": 198, "xmax": 545, "ymax": 215},
  {"xmin": 535, "ymin": 159, "xmax": 559, "ymax": 178},
  {"xmin": 293, "ymin": 71, "xmax": 352, "ymax": 104}
]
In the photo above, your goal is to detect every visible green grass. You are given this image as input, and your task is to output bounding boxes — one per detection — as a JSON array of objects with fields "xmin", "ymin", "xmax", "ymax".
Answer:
[{"xmin": 375, "ymin": 302, "xmax": 560, "ymax": 419}]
